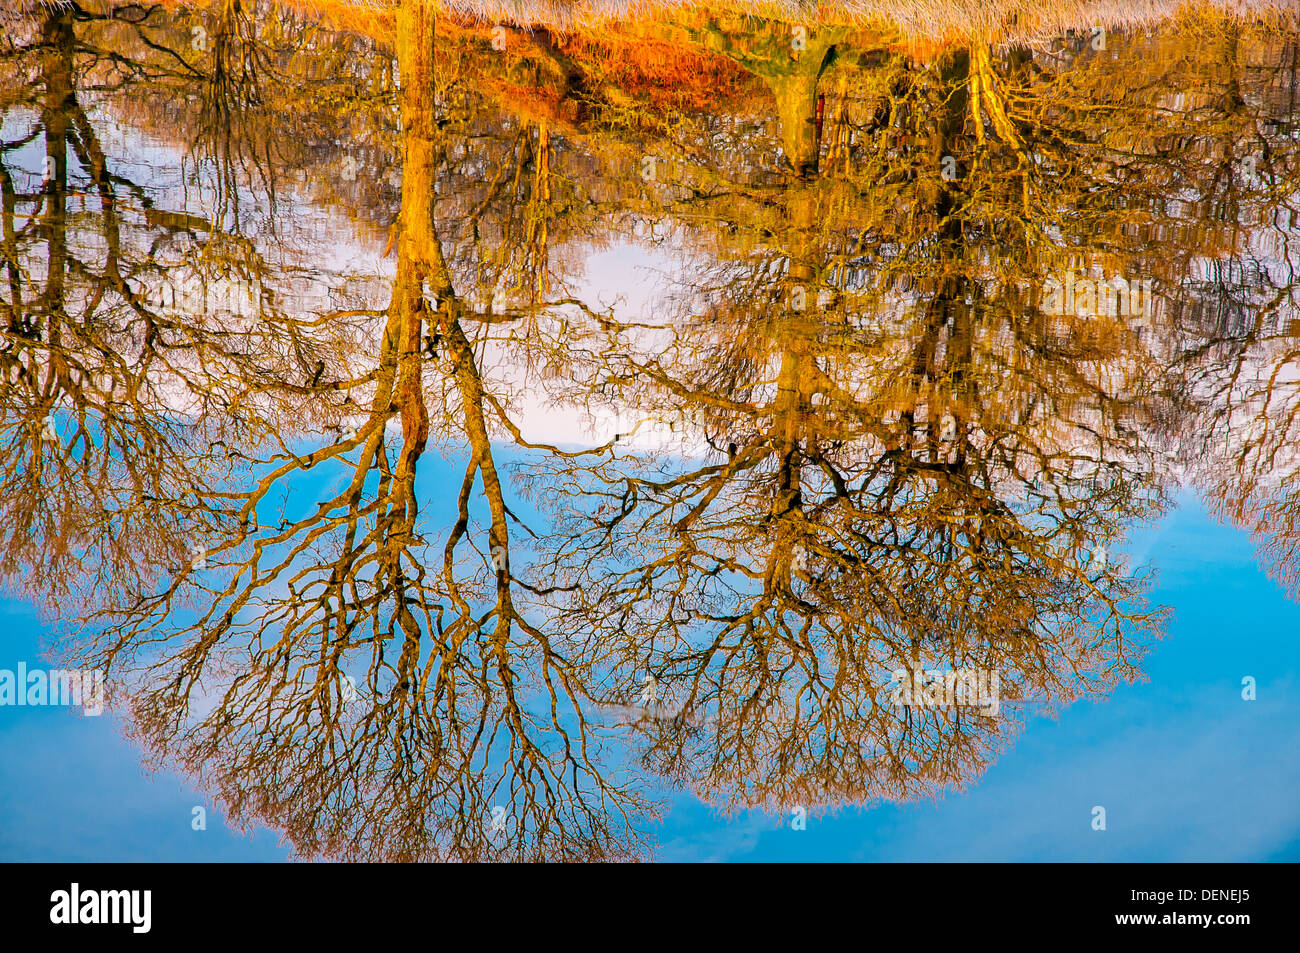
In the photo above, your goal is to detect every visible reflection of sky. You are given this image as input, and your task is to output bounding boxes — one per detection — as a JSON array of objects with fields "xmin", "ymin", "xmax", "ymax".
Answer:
[{"xmin": 2, "ymin": 484, "xmax": 1297, "ymax": 861}]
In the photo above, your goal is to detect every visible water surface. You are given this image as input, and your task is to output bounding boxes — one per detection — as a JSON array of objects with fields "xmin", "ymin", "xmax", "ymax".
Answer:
[{"xmin": 1, "ymin": 0, "xmax": 1298, "ymax": 861}]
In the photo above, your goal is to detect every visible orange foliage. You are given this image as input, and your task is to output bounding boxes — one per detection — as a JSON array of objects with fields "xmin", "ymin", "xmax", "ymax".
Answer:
[{"xmin": 560, "ymin": 32, "xmax": 756, "ymax": 113}]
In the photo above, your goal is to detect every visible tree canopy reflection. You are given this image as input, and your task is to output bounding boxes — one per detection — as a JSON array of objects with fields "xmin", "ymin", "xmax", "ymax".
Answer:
[{"xmin": 2, "ymin": 0, "xmax": 1298, "ymax": 859}]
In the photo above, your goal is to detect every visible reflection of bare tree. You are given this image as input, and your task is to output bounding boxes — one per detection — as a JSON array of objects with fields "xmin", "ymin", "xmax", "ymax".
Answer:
[
  {"xmin": 1149, "ymin": 32, "xmax": 1300, "ymax": 596},
  {"xmin": 520, "ymin": 27, "xmax": 1279, "ymax": 812},
  {"xmin": 527, "ymin": 288, "xmax": 1168, "ymax": 810},
  {"xmin": 1176, "ymin": 271, "xmax": 1300, "ymax": 597},
  {"xmin": 1192, "ymin": 338, "xmax": 1300, "ymax": 595},
  {"xmin": 0, "ymin": 4, "xmax": 256, "ymax": 606},
  {"xmin": 7, "ymin": 0, "xmax": 660, "ymax": 861},
  {"xmin": 6, "ymin": 0, "xmax": 1300, "ymax": 857}
]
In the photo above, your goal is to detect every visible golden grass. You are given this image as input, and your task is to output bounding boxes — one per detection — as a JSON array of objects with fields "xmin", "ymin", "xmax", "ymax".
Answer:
[
  {"xmin": 322, "ymin": 0, "xmax": 1296, "ymax": 42},
  {"xmin": 15, "ymin": 0, "xmax": 1298, "ymax": 48}
]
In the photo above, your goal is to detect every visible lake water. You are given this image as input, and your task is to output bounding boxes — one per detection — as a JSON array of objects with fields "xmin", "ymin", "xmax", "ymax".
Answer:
[{"xmin": 0, "ymin": 0, "xmax": 1297, "ymax": 861}]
